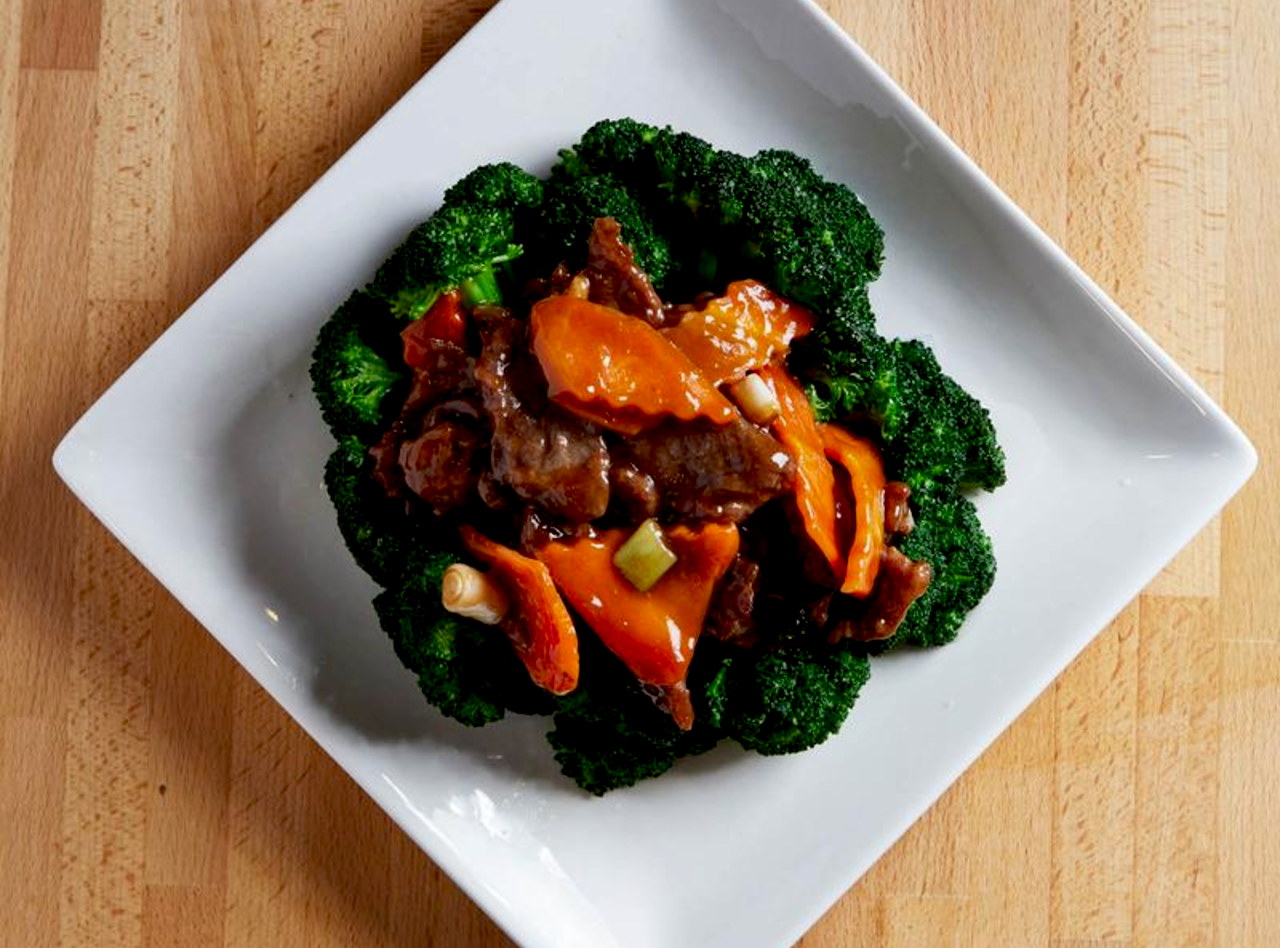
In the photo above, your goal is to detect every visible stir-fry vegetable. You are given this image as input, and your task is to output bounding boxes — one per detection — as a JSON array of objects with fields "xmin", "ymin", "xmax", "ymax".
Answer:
[
  {"xmin": 535, "ymin": 524, "xmax": 739, "ymax": 688},
  {"xmin": 459, "ymin": 526, "xmax": 580, "ymax": 695},
  {"xmin": 820, "ymin": 425, "xmax": 887, "ymax": 597},
  {"xmin": 612, "ymin": 519, "xmax": 679, "ymax": 592},
  {"xmin": 664, "ymin": 280, "xmax": 814, "ymax": 386},
  {"xmin": 530, "ymin": 294, "xmax": 735, "ymax": 435},
  {"xmin": 757, "ymin": 362, "xmax": 844, "ymax": 582},
  {"xmin": 441, "ymin": 563, "xmax": 510, "ymax": 625}
]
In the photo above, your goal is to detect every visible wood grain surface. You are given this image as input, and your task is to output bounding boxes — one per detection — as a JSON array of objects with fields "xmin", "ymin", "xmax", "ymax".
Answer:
[{"xmin": 1, "ymin": 1, "xmax": 1276, "ymax": 945}]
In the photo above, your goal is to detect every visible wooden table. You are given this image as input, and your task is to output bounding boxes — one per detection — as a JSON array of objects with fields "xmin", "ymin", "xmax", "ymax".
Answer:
[{"xmin": 3, "ymin": 1, "xmax": 1276, "ymax": 945}]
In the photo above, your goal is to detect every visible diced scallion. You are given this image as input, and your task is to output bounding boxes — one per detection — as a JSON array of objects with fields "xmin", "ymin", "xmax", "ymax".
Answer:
[
  {"xmin": 441, "ymin": 563, "xmax": 510, "ymax": 625},
  {"xmin": 612, "ymin": 519, "xmax": 678, "ymax": 592},
  {"xmin": 729, "ymin": 372, "xmax": 781, "ymax": 425}
]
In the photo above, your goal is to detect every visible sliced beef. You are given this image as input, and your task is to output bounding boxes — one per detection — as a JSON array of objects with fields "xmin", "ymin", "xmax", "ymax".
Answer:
[
  {"xmin": 705, "ymin": 556, "xmax": 761, "ymax": 645},
  {"xmin": 586, "ymin": 217, "xmax": 666, "ymax": 326},
  {"xmin": 399, "ymin": 339, "xmax": 472, "ymax": 419},
  {"xmin": 609, "ymin": 462, "xmax": 660, "ymax": 522},
  {"xmin": 883, "ymin": 481, "xmax": 915, "ymax": 537},
  {"xmin": 398, "ymin": 422, "xmax": 481, "ymax": 512},
  {"xmin": 625, "ymin": 416, "xmax": 795, "ymax": 523},
  {"xmin": 523, "ymin": 262, "xmax": 574, "ymax": 303},
  {"xmin": 518, "ymin": 505, "xmax": 594, "ymax": 555},
  {"xmin": 369, "ymin": 429, "xmax": 404, "ymax": 499},
  {"xmin": 831, "ymin": 547, "xmax": 933, "ymax": 643},
  {"xmin": 474, "ymin": 309, "xmax": 611, "ymax": 522}
]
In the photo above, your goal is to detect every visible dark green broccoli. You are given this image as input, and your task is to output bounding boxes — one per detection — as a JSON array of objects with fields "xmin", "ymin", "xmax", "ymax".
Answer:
[
  {"xmin": 555, "ymin": 119, "xmax": 883, "ymax": 335},
  {"xmin": 872, "ymin": 493, "xmax": 996, "ymax": 650},
  {"xmin": 548, "ymin": 634, "xmax": 720, "ymax": 795},
  {"xmin": 374, "ymin": 550, "xmax": 554, "ymax": 726},
  {"xmin": 702, "ymin": 641, "xmax": 871, "ymax": 755},
  {"xmin": 310, "ymin": 291, "xmax": 406, "ymax": 441},
  {"xmin": 323, "ymin": 436, "xmax": 411, "ymax": 587},
  {"xmin": 538, "ymin": 172, "xmax": 675, "ymax": 287},
  {"xmin": 803, "ymin": 336, "xmax": 1006, "ymax": 495},
  {"xmin": 369, "ymin": 163, "xmax": 543, "ymax": 316}
]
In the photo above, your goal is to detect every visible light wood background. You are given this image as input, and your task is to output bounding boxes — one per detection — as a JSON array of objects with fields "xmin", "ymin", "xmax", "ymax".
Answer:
[{"xmin": 2, "ymin": 0, "xmax": 1276, "ymax": 945}]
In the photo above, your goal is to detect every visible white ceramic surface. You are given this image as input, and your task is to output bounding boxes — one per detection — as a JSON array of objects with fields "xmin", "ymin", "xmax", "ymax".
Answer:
[{"xmin": 53, "ymin": 1, "xmax": 1256, "ymax": 946}]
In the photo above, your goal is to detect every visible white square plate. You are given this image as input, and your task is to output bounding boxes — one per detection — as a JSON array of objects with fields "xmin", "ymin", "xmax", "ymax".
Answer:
[{"xmin": 54, "ymin": 0, "xmax": 1256, "ymax": 945}]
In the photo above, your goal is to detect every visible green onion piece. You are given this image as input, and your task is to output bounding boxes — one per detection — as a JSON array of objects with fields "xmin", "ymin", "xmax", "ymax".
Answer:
[{"xmin": 612, "ymin": 519, "xmax": 678, "ymax": 592}]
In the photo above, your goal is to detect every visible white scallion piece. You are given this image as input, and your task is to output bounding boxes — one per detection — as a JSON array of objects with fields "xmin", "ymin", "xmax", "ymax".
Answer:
[
  {"xmin": 441, "ymin": 563, "xmax": 510, "ymax": 625},
  {"xmin": 612, "ymin": 518, "xmax": 678, "ymax": 592},
  {"xmin": 729, "ymin": 372, "xmax": 781, "ymax": 425},
  {"xmin": 567, "ymin": 273, "xmax": 590, "ymax": 299}
]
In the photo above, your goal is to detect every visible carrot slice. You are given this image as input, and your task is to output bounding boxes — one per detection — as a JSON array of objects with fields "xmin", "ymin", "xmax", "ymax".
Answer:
[
  {"xmin": 663, "ymin": 280, "xmax": 815, "ymax": 386},
  {"xmin": 458, "ymin": 526, "xmax": 579, "ymax": 695},
  {"xmin": 530, "ymin": 295, "xmax": 736, "ymax": 434},
  {"xmin": 757, "ymin": 363, "xmax": 844, "ymax": 581},
  {"xmin": 535, "ymin": 524, "xmax": 739, "ymax": 714},
  {"xmin": 819, "ymin": 425, "xmax": 887, "ymax": 597}
]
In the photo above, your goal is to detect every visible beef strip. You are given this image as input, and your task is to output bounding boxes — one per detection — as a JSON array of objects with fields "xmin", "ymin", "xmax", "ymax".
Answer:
[
  {"xmin": 830, "ymin": 547, "xmax": 933, "ymax": 643},
  {"xmin": 474, "ymin": 309, "xmax": 611, "ymax": 522},
  {"xmin": 883, "ymin": 481, "xmax": 915, "ymax": 537},
  {"xmin": 705, "ymin": 555, "xmax": 762, "ymax": 645},
  {"xmin": 398, "ymin": 421, "xmax": 481, "ymax": 512},
  {"xmin": 523, "ymin": 262, "xmax": 573, "ymax": 303},
  {"xmin": 625, "ymin": 416, "xmax": 795, "ymax": 523},
  {"xmin": 585, "ymin": 217, "xmax": 666, "ymax": 326},
  {"xmin": 368, "ymin": 429, "xmax": 404, "ymax": 499},
  {"xmin": 608, "ymin": 462, "xmax": 660, "ymax": 522},
  {"xmin": 399, "ymin": 339, "xmax": 472, "ymax": 419}
]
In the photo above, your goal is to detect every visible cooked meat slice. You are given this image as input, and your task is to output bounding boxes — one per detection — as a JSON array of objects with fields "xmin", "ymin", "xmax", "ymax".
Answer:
[
  {"xmin": 474, "ymin": 310, "xmax": 611, "ymax": 522},
  {"xmin": 626, "ymin": 416, "xmax": 795, "ymax": 523},
  {"xmin": 831, "ymin": 547, "xmax": 932, "ymax": 643},
  {"xmin": 476, "ymin": 472, "xmax": 509, "ymax": 511},
  {"xmin": 705, "ymin": 555, "xmax": 761, "ymax": 644},
  {"xmin": 523, "ymin": 261, "xmax": 573, "ymax": 303},
  {"xmin": 399, "ymin": 339, "xmax": 472, "ymax": 418},
  {"xmin": 586, "ymin": 217, "xmax": 666, "ymax": 326},
  {"xmin": 368, "ymin": 429, "xmax": 404, "ymax": 499},
  {"xmin": 883, "ymin": 480, "xmax": 915, "ymax": 537},
  {"xmin": 398, "ymin": 421, "xmax": 481, "ymax": 512},
  {"xmin": 609, "ymin": 462, "xmax": 660, "ymax": 521}
]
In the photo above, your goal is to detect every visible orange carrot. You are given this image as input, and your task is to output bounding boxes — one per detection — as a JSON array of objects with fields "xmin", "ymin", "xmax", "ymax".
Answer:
[
  {"xmin": 757, "ymin": 363, "xmax": 844, "ymax": 582},
  {"xmin": 530, "ymin": 295, "xmax": 735, "ymax": 434},
  {"xmin": 535, "ymin": 524, "xmax": 739, "ymax": 708},
  {"xmin": 663, "ymin": 280, "xmax": 815, "ymax": 386},
  {"xmin": 819, "ymin": 425, "xmax": 887, "ymax": 597},
  {"xmin": 458, "ymin": 526, "xmax": 579, "ymax": 695}
]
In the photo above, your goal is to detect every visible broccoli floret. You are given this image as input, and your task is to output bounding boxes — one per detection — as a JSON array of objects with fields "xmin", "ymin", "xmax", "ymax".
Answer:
[
  {"xmin": 370, "ymin": 163, "xmax": 543, "ymax": 317},
  {"xmin": 374, "ymin": 551, "xmax": 554, "ymax": 726},
  {"xmin": 548, "ymin": 634, "xmax": 720, "ymax": 795},
  {"xmin": 873, "ymin": 493, "xmax": 996, "ymax": 650},
  {"xmin": 703, "ymin": 641, "xmax": 871, "ymax": 755},
  {"xmin": 888, "ymin": 341, "xmax": 1005, "ymax": 494},
  {"xmin": 323, "ymin": 437, "xmax": 411, "ymax": 586},
  {"xmin": 442, "ymin": 161, "xmax": 544, "ymax": 210},
  {"xmin": 310, "ymin": 291, "xmax": 406, "ymax": 441},
  {"xmin": 538, "ymin": 172, "xmax": 675, "ymax": 287},
  {"xmin": 553, "ymin": 120, "xmax": 884, "ymax": 339},
  {"xmin": 803, "ymin": 336, "xmax": 1006, "ymax": 495}
]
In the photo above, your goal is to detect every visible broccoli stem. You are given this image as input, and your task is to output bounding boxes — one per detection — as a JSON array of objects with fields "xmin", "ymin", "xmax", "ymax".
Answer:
[{"xmin": 459, "ymin": 267, "xmax": 504, "ymax": 307}]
